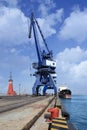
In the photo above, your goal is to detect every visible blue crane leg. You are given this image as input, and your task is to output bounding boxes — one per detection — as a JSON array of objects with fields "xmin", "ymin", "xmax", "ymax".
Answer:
[
  {"xmin": 32, "ymin": 75, "xmax": 41, "ymax": 95},
  {"xmin": 43, "ymin": 85, "xmax": 57, "ymax": 95}
]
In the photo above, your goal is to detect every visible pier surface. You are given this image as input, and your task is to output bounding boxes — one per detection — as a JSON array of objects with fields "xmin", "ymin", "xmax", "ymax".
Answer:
[{"xmin": 0, "ymin": 96, "xmax": 53, "ymax": 130}]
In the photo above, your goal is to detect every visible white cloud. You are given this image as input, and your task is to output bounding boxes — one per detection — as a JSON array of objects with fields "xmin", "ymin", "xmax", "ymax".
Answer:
[
  {"xmin": 46, "ymin": 9, "xmax": 64, "ymax": 25},
  {"xmin": 38, "ymin": 4, "xmax": 49, "ymax": 17},
  {"xmin": 0, "ymin": 5, "xmax": 64, "ymax": 46},
  {"xmin": 37, "ymin": 1, "xmax": 64, "ymax": 39},
  {"xmin": 0, "ymin": 6, "xmax": 29, "ymax": 46},
  {"xmin": 37, "ymin": 18, "xmax": 56, "ymax": 38},
  {"xmin": 70, "ymin": 60, "xmax": 87, "ymax": 78},
  {"xmin": 56, "ymin": 46, "xmax": 87, "ymax": 95},
  {"xmin": 37, "ymin": 9, "xmax": 64, "ymax": 38},
  {"xmin": 56, "ymin": 46, "xmax": 87, "ymax": 64},
  {"xmin": 58, "ymin": 8, "xmax": 87, "ymax": 43},
  {"xmin": 38, "ymin": 0, "xmax": 56, "ymax": 17}
]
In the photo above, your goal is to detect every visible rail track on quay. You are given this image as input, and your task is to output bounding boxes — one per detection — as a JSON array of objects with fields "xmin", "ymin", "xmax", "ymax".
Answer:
[{"xmin": 0, "ymin": 95, "xmax": 49, "ymax": 113}]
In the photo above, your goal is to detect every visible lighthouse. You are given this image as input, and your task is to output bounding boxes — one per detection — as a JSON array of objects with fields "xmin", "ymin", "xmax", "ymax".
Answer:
[{"xmin": 7, "ymin": 72, "xmax": 16, "ymax": 96}]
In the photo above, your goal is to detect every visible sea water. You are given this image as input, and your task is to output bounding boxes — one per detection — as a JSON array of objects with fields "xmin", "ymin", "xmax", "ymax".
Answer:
[{"xmin": 61, "ymin": 95, "xmax": 87, "ymax": 130}]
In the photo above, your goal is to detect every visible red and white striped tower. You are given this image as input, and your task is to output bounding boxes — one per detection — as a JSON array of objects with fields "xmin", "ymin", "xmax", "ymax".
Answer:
[{"xmin": 7, "ymin": 72, "xmax": 16, "ymax": 96}]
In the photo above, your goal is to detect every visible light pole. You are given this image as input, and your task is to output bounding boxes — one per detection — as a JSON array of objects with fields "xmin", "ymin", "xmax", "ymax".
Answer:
[{"xmin": 19, "ymin": 84, "xmax": 21, "ymax": 95}]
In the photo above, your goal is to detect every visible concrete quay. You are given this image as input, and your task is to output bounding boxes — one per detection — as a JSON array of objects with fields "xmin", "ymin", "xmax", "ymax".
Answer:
[{"xmin": 0, "ymin": 96, "xmax": 54, "ymax": 130}]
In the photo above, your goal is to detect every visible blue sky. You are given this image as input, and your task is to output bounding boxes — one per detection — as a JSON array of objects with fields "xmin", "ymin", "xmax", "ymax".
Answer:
[{"xmin": 0, "ymin": 0, "xmax": 87, "ymax": 95}]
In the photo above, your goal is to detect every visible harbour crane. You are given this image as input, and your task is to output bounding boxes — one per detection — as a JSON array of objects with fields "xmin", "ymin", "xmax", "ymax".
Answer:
[{"xmin": 29, "ymin": 12, "xmax": 57, "ymax": 95}]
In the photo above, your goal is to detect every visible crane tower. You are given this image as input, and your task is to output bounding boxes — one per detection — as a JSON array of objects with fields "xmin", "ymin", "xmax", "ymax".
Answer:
[{"xmin": 29, "ymin": 12, "xmax": 57, "ymax": 95}]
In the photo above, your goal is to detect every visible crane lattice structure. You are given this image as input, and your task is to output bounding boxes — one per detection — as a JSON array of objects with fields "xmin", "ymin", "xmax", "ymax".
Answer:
[{"xmin": 29, "ymin": 12, "xmax": 57, "ymax": 95}]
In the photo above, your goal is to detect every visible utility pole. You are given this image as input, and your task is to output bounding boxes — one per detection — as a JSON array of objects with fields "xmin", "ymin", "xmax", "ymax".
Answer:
[{"xmin": 19, "ymin": 84, "xmax": 21, "ymax": 95}]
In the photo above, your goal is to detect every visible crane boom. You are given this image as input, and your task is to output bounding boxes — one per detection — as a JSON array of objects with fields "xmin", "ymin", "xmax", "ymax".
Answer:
[{"xmin": 29, "ymin": 12, "xmax": 42, "ymax": 65}]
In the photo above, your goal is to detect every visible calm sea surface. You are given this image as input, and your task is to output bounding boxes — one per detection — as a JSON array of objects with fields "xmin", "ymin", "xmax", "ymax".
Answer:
[{"xmin": 61, "ymin": 95, "xmax": 87, "ymax": 130}]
